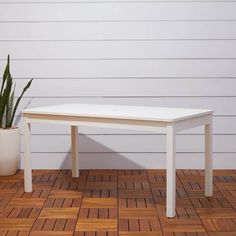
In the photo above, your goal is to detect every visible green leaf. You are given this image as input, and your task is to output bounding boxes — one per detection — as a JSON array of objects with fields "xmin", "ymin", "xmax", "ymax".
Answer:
[
  {"xmin": 6, "ymin": 83, "xmax": 15, "ymax": 128},
  {"xmin": 10, "ymin": 78, "xmax": 33, "ymax": 127},
  {"xmin": 0, "ymin": 84, "xmax": 10, "ymax": 127},
  {"xmin": 2, "ymin": 72, "xmax": 13, "ymax": 128},
  {"xmin": 0, "ymin": 95, "xmax": 3, "ymax": 128},
  {"xmin": 0, "ymin": 55, "xmax": 10, "ymax": 95}
]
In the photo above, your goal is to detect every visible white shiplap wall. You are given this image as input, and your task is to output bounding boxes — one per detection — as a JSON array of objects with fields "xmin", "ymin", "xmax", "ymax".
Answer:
[{"xmin": 0, "ymin": 0, "xmax": 235, "ymax": 169}]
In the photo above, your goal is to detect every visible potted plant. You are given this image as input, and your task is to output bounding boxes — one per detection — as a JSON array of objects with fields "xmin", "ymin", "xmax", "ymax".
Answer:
[{"xmin": 0, "ymin": 55, "xmax": 33, "ymax": 176}]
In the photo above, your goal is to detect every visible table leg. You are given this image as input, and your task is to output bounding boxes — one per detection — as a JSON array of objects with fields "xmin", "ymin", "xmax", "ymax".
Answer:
[
  {"xmin": 23, "ymin": 118, "xmax": 32, "ymax": 192},
  {"xmin": 205, "ymin": 118, "xmax": 213, "ymax": 196},
  {"xmin": 166, "ymin": 125, "xmax": 176, "ymax": 217},
  {"xmin": 71, "ymin": 126, "xmax": 79, "ymax": 177}
]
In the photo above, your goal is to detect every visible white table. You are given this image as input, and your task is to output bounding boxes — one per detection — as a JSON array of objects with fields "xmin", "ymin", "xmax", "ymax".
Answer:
[{"xmin": 22, "ymin": 103, "xmax": 213, "ymax": 217}]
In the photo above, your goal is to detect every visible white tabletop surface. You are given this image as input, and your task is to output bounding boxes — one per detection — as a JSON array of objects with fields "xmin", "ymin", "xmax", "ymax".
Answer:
[{"xmin": 23, "ymin": 103, "xmax": 213, "ymax": 122}]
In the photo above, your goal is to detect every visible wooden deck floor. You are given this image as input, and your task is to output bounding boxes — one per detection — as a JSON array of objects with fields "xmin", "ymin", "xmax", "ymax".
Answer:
[{"xmin": 0, "ymin": 169, "xmax": 236, "ymax": 236}]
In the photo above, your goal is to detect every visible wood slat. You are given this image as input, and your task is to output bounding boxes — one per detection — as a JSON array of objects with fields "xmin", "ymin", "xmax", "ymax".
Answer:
[
  {"xmin": 10, "ymin": 77, "xmax": 236, "ymax": 97},
  {"xmin": 0, "ymin": 219, "xmax": 35, "ymax": 230},
  {"xmin": 1, "ymin": 3, "xmax": 236, "ymax": 22},
  {"xmin": 30, "ymin": 232, "xmax": 73, "ymax": 236},
  {"xmin": 197, "ymin": 208, "xmax": 236, "ymax": 218},
  {"xmin": 119, "ymin": 233, "xmax": 162, "ymax": 236},
  {"xmin": 119, "ymin": 208, "xmax": 157, "ymax": 219},
  {"xmin": 119, "ymin": 190, "xmax": 153, "ymax": 198},
  {"xmin": 19, "ymin": 153, "xmax": 236, "ymax": 170},
  {"xmin": 39, "ymin": 208, "xmax": 79, "ymax": 219},
  {"xmin": 82, "ymin": 198, "xmax": 117, "ymax": 208},
  {"xmin": 2, "ymin": 21, "xmax": 236, "ymax": 41},
  {"xmin": 8, "ymin": 198, "xmax": 45, "ymax": 207},
  {"xmin": 161, "ymin": 219, "xmax": 206, "ymax": 233},
  {"xmin": 49, "ymin": 190, "xmax": 82, "ymax": 199},
  {"xmin": 76, "ymin": 219, "xmax": 117, "ymax": 231}
]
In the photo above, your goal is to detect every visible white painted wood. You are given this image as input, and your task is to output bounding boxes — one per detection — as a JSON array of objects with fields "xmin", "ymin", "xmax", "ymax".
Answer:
[
  {"xmin": 1, "ymin": 41, "xmax": 236, "ymax": 59},
  {"xmin": 1, "ymin": 21, "xmax": 236, "ymax": 40},
  {"xmin": 166, "ymin": 125, "xmax": 176, "ymax": 217},
  {"xmin": 205, "ymin": 119, "xmax": 213, "ymax": 196},
  {"xmin": 25, "ymin": 118, "xmax": 167, "ymax": 134},
  {"xmin": 11, "ymin": 78, "xmax": 236, "ymax": 97},
  {"xmin": 20, "ymin": 133, "xmax": 234, "ymax": 153},
  {"xmin": 20, "ymin": 152, "xmax": 236, "ymax": 170},
  {"xmin": 175, "ymin": 115, "xmax": 211, "ymax": 132},
  {"xmin": 0, "ymin": 0, "xmax": 231, "ymax": 2},
  {"xmin": 1, "ymin": 2, "xmax": 236, "ymax": 21},
  {"xmin": 16, "ymin": 116, "xmax": 235, "ymax": 135},
  {"xmin": 23, "ymin": 103, "xmax": 213, "ymax": 122},
  {"xmin": 23, "ymin": 118, "xmax": 32, "ymax": 192},
  {"xmin": 16, "ymin": 96, "xmax": 236, "ymax": 119},
  {"xmin": 71, "ymin": 126, "xmax": 79, "ymax": 177},
  {"xmin": 2, "ymin": 60, "xmax": 236, "ymax": 78}
]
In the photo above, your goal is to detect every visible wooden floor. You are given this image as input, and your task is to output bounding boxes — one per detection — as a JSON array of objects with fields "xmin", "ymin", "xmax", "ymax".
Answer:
[{"xmin": 0, "ymin": 170, "xmax": 236, "ymax": 236}]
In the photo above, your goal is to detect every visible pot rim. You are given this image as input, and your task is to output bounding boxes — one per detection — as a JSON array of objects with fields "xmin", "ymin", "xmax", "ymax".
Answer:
[{"xmin": 0, "ymin": 127, "xmax": 20, "ymax": 132}]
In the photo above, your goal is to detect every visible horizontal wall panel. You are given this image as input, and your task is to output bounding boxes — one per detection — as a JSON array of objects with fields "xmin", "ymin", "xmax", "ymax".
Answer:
[
  {"xmin": 20, "ymin": 153, "xmax": 236, "ymax": 169},
  {"xmin": 1, "ymin": 41, "xmax": 236, "ymax": 59},
  {"xmin": 1, "ymin": 0, "xmax": 233, "ymax": 3},
  {"xmin": 11, "ymin": 78, "xmax": 236, "ymax": 97},
  {"xmin": 16, "ymin": 116, "xmax": 235, "ymax": 135},
  {"xmin": 1, "ymin": 2, "xmax": 236, "ymax": 21},
  {"xmin": 1, "ymin": 60, "xmax": 236, "ymax": 78},
  {"xmin": 20, "ymin": 134, "xmax": 236, "ymax": 153},
  {"xmin": 1, "ymin": 22, "xmax": 236, "ymax": 40},
  {"xmin": 17, "ymin": 97, "xmax": 236, "ymax": 116}
]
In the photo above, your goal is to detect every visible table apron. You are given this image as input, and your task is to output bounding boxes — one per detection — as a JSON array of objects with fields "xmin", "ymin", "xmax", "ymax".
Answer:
[
  {"xmin": 23, "ymin": 113, "xmax": 212, "ymax": 134},
  {"xmin": 174, "ymin": 114, "xmax": 212, "ymax": 132},
  {"xmin": 23, "ymin": 115, "xmax": 168, "ymax": 133}
]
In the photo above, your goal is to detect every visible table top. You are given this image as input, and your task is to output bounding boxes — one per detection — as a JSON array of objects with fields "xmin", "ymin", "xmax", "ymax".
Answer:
[{"xmin": 23, "ymin": 103, "xmax": 213, "ymax": 122}]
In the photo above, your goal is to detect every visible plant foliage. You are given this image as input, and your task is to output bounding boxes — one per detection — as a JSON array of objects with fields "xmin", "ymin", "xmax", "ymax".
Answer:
[{"xmin": 0, "ymin": 55, "xmax": 33, "ymax": 129}]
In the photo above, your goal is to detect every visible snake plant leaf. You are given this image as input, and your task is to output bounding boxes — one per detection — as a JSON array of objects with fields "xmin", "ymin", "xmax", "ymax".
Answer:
[
  {"xmin": 0, "ymin": 55, "xmax": 10, "ymax": 95},
  {"xmin": 10, "ymin": 78, "xmax": 33, "ymax": 127},
  {"xmin": 2, "ymin": 72, "xmax": 13, "ymax": 128},
  {"xmin": 0, "ymin": 94, "xmax": 5, "ymax": 128},
  {"xmin": 5, "ymin": 72, "xmax": 13, "ymax": 126},
  {"xmin": 0, "ymin": 75, "xmax": 12, "ymax": 128},
  {"xmin": 6, "ymin": 83, "xmax": 15, "ymax": 128}
]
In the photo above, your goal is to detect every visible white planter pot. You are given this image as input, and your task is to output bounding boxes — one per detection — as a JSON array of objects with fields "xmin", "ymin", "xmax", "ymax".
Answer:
[{"xmin": 0, "ymin": 127, "xmax": 20, "ymax": 176}]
